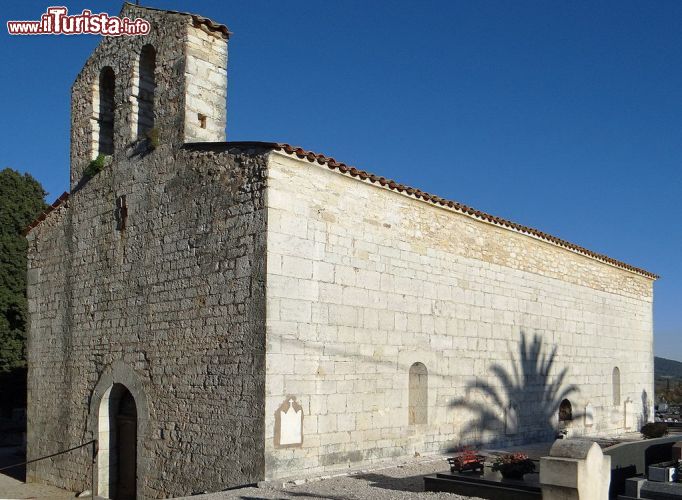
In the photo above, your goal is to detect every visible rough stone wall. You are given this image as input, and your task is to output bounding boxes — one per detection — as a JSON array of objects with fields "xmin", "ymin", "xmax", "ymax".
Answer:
[
  {"xmin": 27, "ymin": 3, "xmax": 266, "ymax": 496},
  {"xmin": 263, "ymin": 151, "xmax": 654, "ymax": 479},
  {"xmin": 27, "ymin": 144, "xmax": 268, "ymax": 498}
]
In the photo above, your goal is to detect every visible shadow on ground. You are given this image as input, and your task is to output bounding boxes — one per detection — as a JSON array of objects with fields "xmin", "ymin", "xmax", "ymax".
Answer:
[
  {"xmin": 350, "ymin": 472, "xmax": 425, "ymax": 493},
  {"xmin": 0, "ymin": 446, "xmax": 25, "ymax": 481},
  {"xmin": 285, "ymin": 492, "xmax": 350, "ymax": 499},
  {"xmin": 239, "ymin": 494, "xmax": 350, "ymax": 500}
]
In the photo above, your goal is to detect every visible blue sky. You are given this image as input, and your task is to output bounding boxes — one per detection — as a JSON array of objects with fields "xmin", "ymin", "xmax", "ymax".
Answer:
[{"xmin": 2, "ymin": 1, "xmax": 680, "ymax": 360}]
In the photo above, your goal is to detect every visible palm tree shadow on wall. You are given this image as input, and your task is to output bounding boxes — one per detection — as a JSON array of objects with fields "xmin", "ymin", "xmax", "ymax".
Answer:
[{"xmin": 449, "ymin": 332, "xmax": 581, "ymax": 450}]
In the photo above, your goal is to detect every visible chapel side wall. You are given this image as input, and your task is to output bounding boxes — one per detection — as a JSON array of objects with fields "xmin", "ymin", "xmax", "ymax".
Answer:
[
  {"xmin": 26, "ymin": 210, "xmax": 76, "ymax": 489},
  {"xmin": 26, "ymin": 147, "xmax": 268, "ymax": 497},
  {"xmin": 263, "ymin": 152, "xmax": 654, "ymax": 479}
]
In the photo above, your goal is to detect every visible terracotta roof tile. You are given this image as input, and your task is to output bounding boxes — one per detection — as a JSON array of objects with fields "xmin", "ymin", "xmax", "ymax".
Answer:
[{"xmin": 23, "ymin": 192, "xmax": 69, "ymax": 236}]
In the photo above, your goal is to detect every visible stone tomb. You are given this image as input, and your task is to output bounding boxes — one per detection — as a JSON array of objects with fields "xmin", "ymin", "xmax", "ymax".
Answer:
[{"xmin": 424, "ymin": 468, "xmax": 542, "ymax": 500}]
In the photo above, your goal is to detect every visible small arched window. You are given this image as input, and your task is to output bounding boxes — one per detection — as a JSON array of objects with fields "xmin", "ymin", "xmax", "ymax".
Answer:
[
  {"xmin": 559, "ymin": 399, "xmax": 573, "ymax": 422},
  {"xmin": 408, "ymin": 362, "xmax": 428, "ymax": 425},
  {"xmin": 613, "ymin": 367, "xmax": 621, "ymax": 406},
  {"xmin": 134, "ymin": 44, "xmax": 156, "ymax": 139},
  {"xmin": 94, "ymin": 66, "xmax": 115, "ymax": 156}
]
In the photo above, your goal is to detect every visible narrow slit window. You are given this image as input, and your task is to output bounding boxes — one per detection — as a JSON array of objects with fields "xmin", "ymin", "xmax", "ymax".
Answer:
[
  {"xmin": 612, "ymin": 367, "xmax": 621, "ymax": 406},
  {"xmin": 198, "ymin": 113, "xmax": 207, "ymax": 129}
]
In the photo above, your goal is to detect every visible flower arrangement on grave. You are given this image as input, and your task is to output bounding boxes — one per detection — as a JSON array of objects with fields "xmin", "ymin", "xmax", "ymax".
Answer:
[
  {"xmin": 448, "ymin": 447, "xmax": 485, "ymax": 473},
  {"xmin": 491, "ymin": 452, "xmax": 536, "ymax": 479}
]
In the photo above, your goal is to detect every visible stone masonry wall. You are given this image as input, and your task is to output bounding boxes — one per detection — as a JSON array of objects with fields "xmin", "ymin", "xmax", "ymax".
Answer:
[
  {"xmin": 263, "ymin": 151, "xmax": 654, "ymax": 479},
  {"xmin": 29, "ymin": 5, "xmax": 260, "ymax": 496},
  {"xmin": 27, "ymin": 143, "xmax": 268, "ymax": 498},
  {"xmin": 69, "ymin": 4, "xmax": 228, "ymax": 190},
  {"xmin": 184, "ymin": 23, "xmax": 227, "ymax": 143}
]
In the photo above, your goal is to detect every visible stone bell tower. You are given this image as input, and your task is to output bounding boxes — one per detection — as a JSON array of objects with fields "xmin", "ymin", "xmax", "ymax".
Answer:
[{"xmin": 68, "ymin": 3, "xmax": 229, "ymax": 189}]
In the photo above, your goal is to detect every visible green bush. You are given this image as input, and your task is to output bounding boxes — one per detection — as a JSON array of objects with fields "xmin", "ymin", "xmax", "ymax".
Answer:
[
  {"xmin": 83, "ymin": 154, "xmax": 106, "ymax": 178},
  {"xmin": 640, "ymin": 422, "xmax": 669, "ymax": 439}
]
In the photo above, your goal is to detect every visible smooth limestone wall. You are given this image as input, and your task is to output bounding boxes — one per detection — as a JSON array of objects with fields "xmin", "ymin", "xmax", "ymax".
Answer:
[
  {"xmin": 184, "ymin": 23, "xmax": 227, "ymax": 143},
  {"xmin": 263, "ymin": 151, "xmax": 654, "ymax": 479}
]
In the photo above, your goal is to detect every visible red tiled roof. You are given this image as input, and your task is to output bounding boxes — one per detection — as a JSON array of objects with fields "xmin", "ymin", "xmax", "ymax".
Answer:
[
  {"xmin": 232, "ymin": 141, "xmax": 656, "ymax": 280},
  {"xmin": 23, "ymin": 192, "xmax": 69, "ymax": 236}
]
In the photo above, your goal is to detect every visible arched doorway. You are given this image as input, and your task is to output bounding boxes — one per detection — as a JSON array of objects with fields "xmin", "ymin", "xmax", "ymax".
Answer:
[
  {"xmin": 116, "ymin": 388, "xmax": 137, "ymax": 499},
  {"xmin": 98, "ymin": 383, "xmax": 137, "ymax": 499}
]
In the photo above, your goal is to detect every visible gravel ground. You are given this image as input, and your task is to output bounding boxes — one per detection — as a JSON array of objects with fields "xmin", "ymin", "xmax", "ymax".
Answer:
[
  {"xmin": 182, "ymin": 458, "xmax": 484, "ymax": 500},
  {"xmin": 0, "ymin": 446, "xmax": 77, "ymax": 499}
]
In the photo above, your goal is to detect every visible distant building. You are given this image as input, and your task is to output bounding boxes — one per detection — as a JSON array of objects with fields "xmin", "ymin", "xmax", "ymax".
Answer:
[{"xmin": 24, "ymin": 4, "xmax": 657, "ymax": 498}]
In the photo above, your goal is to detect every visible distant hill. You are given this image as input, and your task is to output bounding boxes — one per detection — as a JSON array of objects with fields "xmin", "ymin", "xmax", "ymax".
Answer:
[{"xmin": 655, "ymin": 356, "xmax": 682, "ymax": 378}]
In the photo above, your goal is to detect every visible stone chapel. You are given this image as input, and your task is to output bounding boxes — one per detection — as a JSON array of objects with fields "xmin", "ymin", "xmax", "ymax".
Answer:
[{"xmin": 24, "ymin": 3, "xmax": 657, "ymax": 498}]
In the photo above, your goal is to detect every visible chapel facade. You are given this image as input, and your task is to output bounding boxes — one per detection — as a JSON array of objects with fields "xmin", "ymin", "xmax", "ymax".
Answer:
[{"xmin": 25, "ymin": 4, "xmax": 657, "ymax": 498}]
